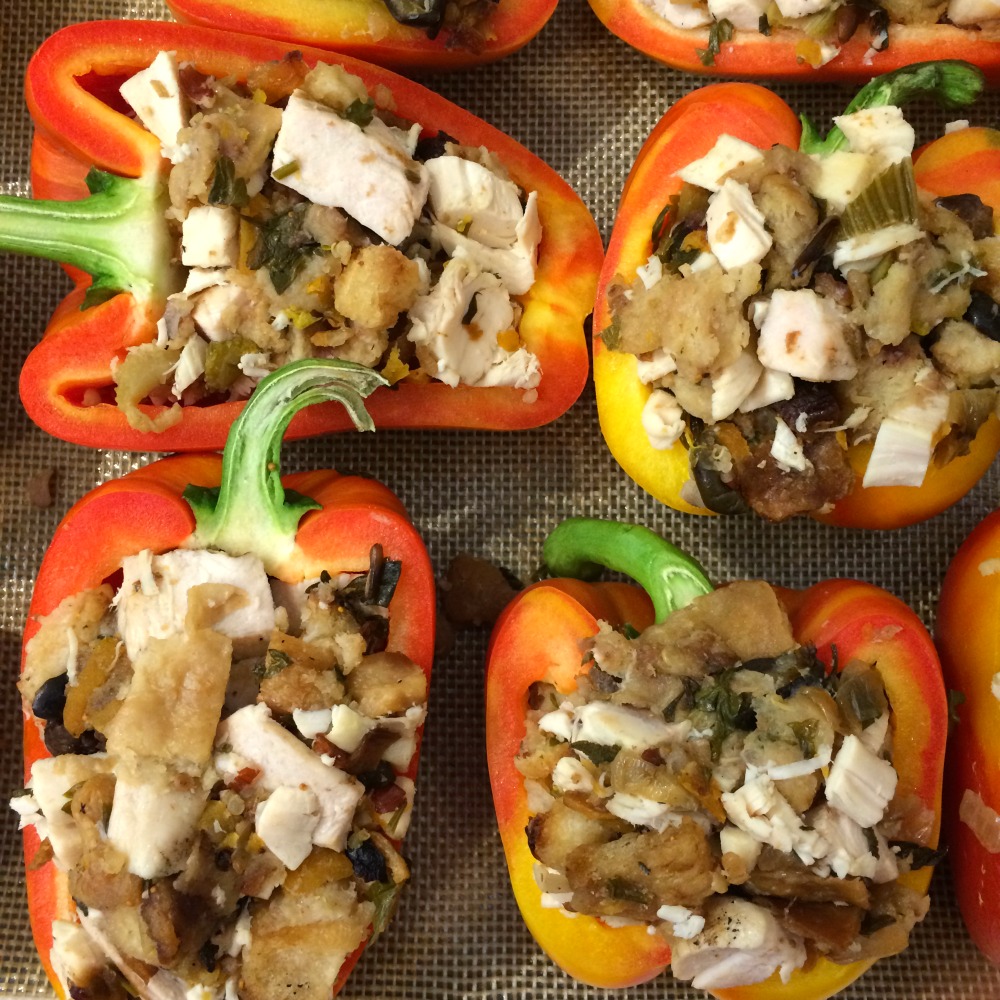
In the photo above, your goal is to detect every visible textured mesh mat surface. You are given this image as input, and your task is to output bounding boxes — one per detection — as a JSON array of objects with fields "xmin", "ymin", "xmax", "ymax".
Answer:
[{"xmin": 2, "ymin": 1, "xmax": 1000, "ymax": 997}]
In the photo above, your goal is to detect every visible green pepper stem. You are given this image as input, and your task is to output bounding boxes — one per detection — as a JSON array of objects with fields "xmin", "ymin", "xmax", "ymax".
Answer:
[
  {"xmin": 185, "ymin": 359, "xmax": 388, "ymax": 571},
  {"xmin": 542, "ymin": 518, "xmax": 713, "ymax": 623},
  {"xmin": 799, "ymin": 61, "xmax": 985, "ymax": 157},
  {"xmin": 0, "ymin": 168, "xmax": 180, "ymax": 307}
]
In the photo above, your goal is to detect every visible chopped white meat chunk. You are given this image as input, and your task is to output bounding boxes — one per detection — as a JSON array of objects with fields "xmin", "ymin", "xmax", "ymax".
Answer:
[
  {"xmin": 431, "ymin": 190, "xmax": 541, "ymax": 296},
  {"xmin": 708, "ymin": 0, "xmax": 770, "ymax": 27},
  {"xmin": 574, "ymin": 702, "xmax": 691, "ymax": 750},
  {"xmin": 756, "ymin": 288, "xmax": 857, "ymax": 382},
  {"xmin": 425, "ymin": 155, "xmax": 527, "ymax": 249},
  {"xmin": 635, "ymin": 254, "xmax": 664, "ymax": 291},
  {"xmin": 326, "ymin": 703, "xmax": 376, "ymax": 753},
  {"xmin": 635, "ymin": 348, "xmax": 677, "ymax": 384},
  {"xmin": 407, "ymin": 257, "xmax": 540, "ymax": 389},
  {"xmin": 642, "ymin": 388, "xmax": 686, "ymax": 450},
  {"xmin": 254, "ymin": 786, "xmax": 321, "ymax": 870},
  {"xmin": 719, "ymin": 824, "xmax": 762, "ymax": 871},
  {"xmin": 739, "ymin": 367, "xmax": 795, "ymax": 413},
  {"xmin": 711, "ymin": 350, "xmax": 764, "ymax": 421},
  {"xmin": 721, "ymin": 768, "xmax": 828, "ymax": 865},
  {"xmin": 119, "ymin": 50, "xmax": 188, "ymax": 152},
  {"xmin": 670, "ymin": 898, "xmax": 807, "ymax": 990},
  {"xmin": 171, "ymin": 336, "xmax": 208, "ymax": 396},
  {"xmin": 293, "ymin": 707, "xmax": 333, "ymax": 740},
  {"xmin": 107, "ymin": 759, "xmax": 208, "ymax": 879},
  {"xmin": 770, "ymin": 416, "xmax": 811, "ymax": 473},
  {"xmin": 677, "ymin": 135, "xmax": 765, "ymax": 193},
  {"xmin": 28, "ymin": 755, "xmax": 114, "ymax": 868},
  {"xmin": 808, "ymin": 804, "xmax": 878, "ymax": 879},
  {"xmin": 50, "ymin": 921, "xmax": 110, "ymax": 999},
  {"xmin": 181, "ymin": 205, "xmax": 240, "ymax": 269},
  {"xmin": 656, "ymin": 904, "xmax": 706, "ymax": 941},
  {"xmin": 117, "ymin": 549, "xmax": 275, "ymax": 661},
  {"xmin": 947, "ymin": 0, "xmax": 1000, "ymax": 23},
  {"xmin": 642, "ymin": 0, "xmax": 714, "ymax": 26},
  {"xmin": 552, "ymin": 757, "xmax": 596, "ymax": 795},
  {"xmin": 809, "ymin": 151, "xmax": 875, "ymax": 214},
  {"xmin": 705, "ymin": 180, "xmax": 772, "ymax": 272},
  {"xmin": 862, "ymin": 386, "xmax": 950, "ymax": 488},
  {"xmin": 834, "ymin": 105, "xmax": 915, "ymax": 169},
  {"xmin": 824, "ymin": 733, "xmax": 898, "ymax": 828},
  {"xmin": 216, "ymin": 703, "xmax": 364, "ymax": 851},
  {"xmin": 775, "ymin": 0, "xmax": 828, "ymax": 16},
  {"xmin": 606, "ymin": 793, "xmax": 681, "ymax": 833},
  {"xmin": 271, "ymin": 91, "xmax": 428, "ymax": 246},
  {"xmin": 832, "ymin": 223, "xmax": 924, "ymax": 273},
  {"xmin": 192, "ymin": 282, "xmax": 247, "ymax": 342}
]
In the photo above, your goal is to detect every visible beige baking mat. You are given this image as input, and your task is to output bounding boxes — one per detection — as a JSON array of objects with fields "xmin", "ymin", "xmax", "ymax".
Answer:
[{"xmin": 2, "ymin": 1, "xmax": 999, "ymax": 996}]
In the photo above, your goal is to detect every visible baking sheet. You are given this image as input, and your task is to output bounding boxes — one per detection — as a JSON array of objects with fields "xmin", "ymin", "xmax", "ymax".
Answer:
[{"xmin": 2, "ymin": 1, "xmax": 999, "ymax": 996}]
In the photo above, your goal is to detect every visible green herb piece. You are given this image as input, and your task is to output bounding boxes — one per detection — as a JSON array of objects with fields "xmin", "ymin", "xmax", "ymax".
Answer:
[
  {"xmin": 758, "ymin": 13, "xmax": 771, "ymax": 34},
  {"xmin": 621, "ymin": 623, "xmax": 641, "ymax": 640},
  {"xmin": 366, "ymin": 881, "xmax": 403, "ymax": 940},
  {"xmin": 607, "ymin": 877, "xmax": 648, "ymax": 904},
  {"xmin": 571, "ymin": 741, "xmax": 621, "ymax": 765},
  {"xmin": 599, "ymin": 316, "xmax": 622, "ymax": 351},
  {"xmin": 272, "ymin": 160, "xmax": 300, "ymax": 181},
  {"xmin": 344, "ymin": 98, "xmax": 376, "ymax": 128},
  {"xmin": 246, "ymin": 204, "xmax": 320, "ymax": 294},
  {"xmin": 697, "ymin": 18, "xmax": 734, "ymax": 66},
  {"xmin": 208, "ymin": 156, "xmax": 249, "ymax": 208}
]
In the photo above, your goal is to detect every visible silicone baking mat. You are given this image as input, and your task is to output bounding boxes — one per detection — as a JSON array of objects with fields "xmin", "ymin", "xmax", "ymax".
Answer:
[{"xmin": 1, "ymin": 0, "xmax": 999, "ymax": 996}]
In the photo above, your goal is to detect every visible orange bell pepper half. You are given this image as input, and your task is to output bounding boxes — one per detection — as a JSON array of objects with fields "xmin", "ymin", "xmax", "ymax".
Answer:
[
  {"xmin": 18, "ymin": 360, "xmax": 436, "ymax": 999},
  {"xmin": 486, "ymin": 518, "xmax": 945, "ymax": 997},
  {"xmin": 166, "ymin": 0, "xmax": 557, "ymax": 71},
  {"xmin": 594, "ymin": 66, "xmax": 1000, "ymax": 528},
  {"xmin": 5, "ymin": 20, "xmax": 599, "ymax": 450},
  {"xmin": 587, "ymin": 0, "xmax": 1000, "ymax": 82},
  {"xmin": 936, "ymin": 510, "xmax": 1000, "ymax": 966}
]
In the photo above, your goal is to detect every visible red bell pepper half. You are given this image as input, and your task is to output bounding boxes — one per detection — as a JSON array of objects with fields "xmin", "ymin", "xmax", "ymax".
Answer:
[
  {"xmin": 594, "ymin": 62, "xmax": 1000, "ymax": 528},
  {"xmin": 486, "ymin": 518, "xmax": 945, "ymax": 997},
  {"xmin": 2, "ymin": 20, "xmax": 600, "ymax": 451},
  {"xmin": 17, "ymin": 358, "xmax": 436, "ymax": 999},
  {"xmin": 166, "ymin": 0, "xmax": 558, "ymax": 71},
  {"xmin": 936, "ymin": 511, "xmax": 1000, "ymax": 966},
  {"xmin": 588, "ymin": 0, "xmax": 1000, "ymax": 82}
]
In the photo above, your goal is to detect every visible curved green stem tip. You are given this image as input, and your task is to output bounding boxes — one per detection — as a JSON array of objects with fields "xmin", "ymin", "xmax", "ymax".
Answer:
[
  {"xmin": 185, "ymin": 358, "xmax": 388, "ymax": 571},
  {"xmin": 542, "ymin": 518, "xmax": 713, "ymax": 624}
]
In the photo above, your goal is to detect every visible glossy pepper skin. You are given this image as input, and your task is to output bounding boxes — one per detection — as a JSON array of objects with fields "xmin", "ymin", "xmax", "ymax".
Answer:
[
  {"xmin": 936, "ymin": 510, "xmax": 1000, "ymax": 966},
  {"xmin": 485, "ymin": 519, "xmax": 946, "ymax": 997},
  {"xmin": 166, "ymin": 0, "xmax": 558, "ymax": 71},
  {"xmin": 19, "ymin": 362, "xmax": 436, "ymax": 999},
  {"xmin": 594, "ymin": 81, "xmax": 1000, "ymax": 528},
  {"xmin": 587, "ymin": 0, "xmax": 1000, "ymax": 82},
  {"xmin": 16, "ymin": 20, "xmax": 600, "ymax": 451}
]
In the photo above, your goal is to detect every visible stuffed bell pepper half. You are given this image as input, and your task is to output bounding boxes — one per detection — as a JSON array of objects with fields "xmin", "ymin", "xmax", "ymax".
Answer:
[
  {"xmin": 1, "ymin": 20, "xmax": 600, "ymax": 450},
  {"xmin": 588, "ymin": 0, "xmax": 1000, "ymax": 80},
  {"xmin": 936, "ymin": 510, "xmax": 1000, "ymax": 966},
  {"xmin": 486, "ymin": 518, "xmax": 946, "ymax": 997},
  {"xmin": 10, "ymin": 359, "xmax": 436, "ymax": 1000},
  {"xmin": 595, "ymin": 62, "xmax": 1000, "ymax": 528},
  {"xmin": 165, "ymin": 0, "xmax": 558, "ymax": 71}
]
